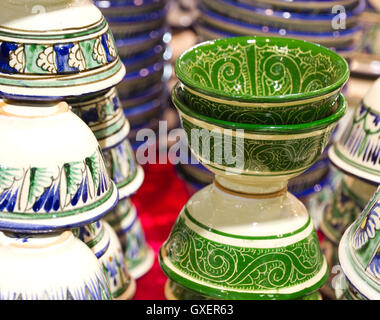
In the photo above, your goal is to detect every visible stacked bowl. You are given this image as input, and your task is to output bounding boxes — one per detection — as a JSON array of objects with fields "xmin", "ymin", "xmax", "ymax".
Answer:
[
  {"xmin": 159, "ymin": 36, "xmax": 349, "ymax": 300},
  {"xmin": 195, "ymin": 0, "xmax": 366, "ymax": 59},
  {"xmin": 178, "ymin": 0, "xmax": 363, "ymax": 232},
  {"xmin": 351, "ymin": 0, "xmax": 380, "ymax": 77},
  {"xmin": 94, "ymin": 0, "xmax": 172, "ymax": 150}
]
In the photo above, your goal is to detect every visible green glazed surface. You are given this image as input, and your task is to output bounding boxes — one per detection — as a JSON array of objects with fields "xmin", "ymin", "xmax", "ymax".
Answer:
[
  {"xmin": 159, "ymin": 213, "xmax": 328, "ymax": 300},
  {"xmin": 172, "ymin": 90, "xmax": 346, "ymax": 176},
  {"xmin": 166, "ymin": 279, "xmax": 323, "ymax": 300},
  {"xmin": 175, "ymin": 36, "xmax": 349, "ymax": 103},
  {"xmin": 177, "ymin": 82, "xmax": 339, "ymax": 125}
]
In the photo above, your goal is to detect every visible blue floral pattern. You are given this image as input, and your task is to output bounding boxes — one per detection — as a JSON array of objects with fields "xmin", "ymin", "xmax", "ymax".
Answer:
[{"xmin": 353, "ymin": 203, "xmax": 380, "ymax": 249}]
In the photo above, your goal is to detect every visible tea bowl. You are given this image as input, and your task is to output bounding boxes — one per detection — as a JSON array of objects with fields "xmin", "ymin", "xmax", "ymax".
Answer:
[
  {"xmin": 116, "ymin": 28, "xmax": 167, "ymax": 58},
  {"xmin": 202, "ymin": 0, "xmax": 365, "ymax": 32},
  {"xmin": 105, "ymin": 198, "xmax": 155, "ymax": 279},
  {"xmin": 172, "ymin": 87, "xmax": 346, "ymax": 189},
  {"xmin": 95, "ymin": 0, "xmax": 166, "ymax": 17},
  {"xmin": 175, "ymin": 36, "xmax": 349, "ymax": 125},
  {"xmin": 75, "ymin": 220, "xmax": 136, "ymax": 300},
  {"xmin": 198, "ymin": 8, "xmax": 362, "ymax": 49},
  {"xmin": 238, "ymin": 0, "xmax": 359, "ymax": 11},
  {"xmin": 329, "ymin": 77, "xmax": 380, "ymax": 184},
  {"xmin": 338, "ymin": 186, "xmax": 380, "ymax": 300},
  {"xmin": 0, "ymin": 100, "xmax": 118, "ymax": 233},
  {"xmin": 0, "ymin": 230, "xmax": 111, "ymax": 300},
  {"xmin": 99, "ymin": 126, "xmax": 145, "ymax": 200},
  {"xmin": 117, "ymin": 61, "xmax": 165, "ymax": 97},
  {"xmin": 0, "ymin": 0, "xmax": 125, "ymax": 101},
  {"xmin": 107, "ymin": 8, "xmax": 167, "ymax": 40}
]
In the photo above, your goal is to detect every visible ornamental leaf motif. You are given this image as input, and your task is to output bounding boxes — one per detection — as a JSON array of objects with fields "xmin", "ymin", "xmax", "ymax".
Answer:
[
  {"xmin": 64, "ymin": 161, "xmax": 84, "ymax": 197},
  {"xmin": 27, "ymin": 167, "xmax": 54, "ymax": 206},
  {"xmin": 0, "ymin": 166, "xmax": 21, "ymax": 194},
  {"xmin": 85, "ymin": 150, "xmax": 101, "ymax": 192}
]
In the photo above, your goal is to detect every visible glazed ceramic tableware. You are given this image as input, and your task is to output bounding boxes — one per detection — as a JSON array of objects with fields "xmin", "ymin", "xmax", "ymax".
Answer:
[
  {"xmin": 75, "ymin": 220, "xmax": 136, "ymax": 300},
  {"xmin": 120, "ymin": 83, "xmax": 163, "ymax": 108},
  {"xmin": 329, "ymin": 77, "xmax": 380, "ymax": 184},
  {"xmin": 122, "ymin": 43, "xmax": 165, "ymax": 73},
  {"xmin": 0, "ymin": 100, "xmax": 118, "ymax": 233},
  {"xmin": 66, "ymin": 87, "xmax": 144, "ymax": 201},
  {"xmin": 105, "ymin": 198, "xmax": 155, "ymax": 279},
  {"xmin": 202, "ymin": 0, "xmax": 365, "ymax": 32},
  {"xmin": 288, "ymin": 157, "xmax": 331, "ymax": 195},
  {"xmin": 123, "ymin": 93, "xmax": 167, "ymax": 127},
  {"xmin": 0, "ymin": 0, "xmax": 125, "ymax": 100},
  {"xmin": 128, "ymin": 117, "xmax": 161, "ymax": 151},
  {"xmin": 319, "ymin": 172, "xmax": 377, "ymax": 299},
  {"xmin": 175, "ymin": 36, "xmax": 349, "ymax": 125},
  {"xmin": 100, "ymin": 128, "xmax": 145, "ymax": 200},
  {"xmin": 159, "ymin": 83, "xmax": 346, "ymax": 299},
  {"xmin": 338, "ymin": 186, "xmax": 380, "ymax": 300},
  {"xmin": 115, "ymin": 28, "xmax": 168, "ymax": 58},
  {"xmin": 172, "ymin": 85, "xmax": 346, "ymax": 185},
  {"xmin": 159, "ymin": 172, "xmax": 330, "ymax": 299},
  {"xmin": 238, "ymin": 0, "xmax": 359, "ymax": 11},
  {"xmin": 107, "ymin": 8, "xmax": 167, "ymax": 39},
  {"xmin": 198, "ymin": 8, "xmax": 362, "ymax": 49},
  {"xmin": 95, "ymin": 0, "xmax": 166, "ymax": 17},
  {"xmin": 357, "ymin": 11, "xmax": 380, "ymax": 57},
  {"xmin": 0, "ymin": 231, "xmax": 111, "ymax": 300},
  {"xmin": 368, "ymin": 0, "xmax": 380, "ymax": 12},
  {"xmin": 165, "ymin": 279, "xmax": 324, "ymax": 300},
  {"xmin": 321, "ymin": 174, "xmax": 377, "ymax": 246},
  {"xmin": 69, "ymin": 88, "xmax": 125, "ymax": 140},
  {"xmin": 194, "ymin": 22, "xmax": 360, "ymax": 59},
  {"xmin": 118, "ymin": 61, "xmax": 164, "ymax": 94}
]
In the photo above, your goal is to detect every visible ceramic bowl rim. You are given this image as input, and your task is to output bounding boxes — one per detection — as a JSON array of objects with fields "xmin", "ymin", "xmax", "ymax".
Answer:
[
  {"xmin": 172, "ymin": 83, "xmax": 347, "ymax": 133},
  {"xmin": 199, "ymin": 7, "xmax": 362, "ymax": 38},
  {"xmin": 208, "ymin": 0, "xmax": 365, "ymax": 22},
  {"xmin": 175, "ymin": 36, "xmax": 350, "ymax": 103}
]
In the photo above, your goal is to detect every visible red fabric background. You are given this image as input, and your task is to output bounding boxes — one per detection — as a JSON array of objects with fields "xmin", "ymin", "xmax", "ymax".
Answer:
[{"xmin": 131, "ymin": 161, "xmax": 191, "ymax": 300}]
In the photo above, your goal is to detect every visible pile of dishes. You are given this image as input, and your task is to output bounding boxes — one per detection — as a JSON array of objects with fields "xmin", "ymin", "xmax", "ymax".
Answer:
[
  {"xmin": 319, "ymin": 76, "xmax": 380, "ymax": 299},
  {"xmin": 160, "ymin": 36, "xmax": 349, "ymax": 300},
  {"xmin": 94, "ymin": 0, "xmax": 172, "ymax": 149},
  {"xmin": 177, "ymin": 0, "xmax": 362, "ymax": 231},
  {"xmin": 337, "ymin": 185, "xmax": 380, "ymax": 300},
  {"xmin": 351, "ymin": 0, "xmax": 380, "ymax": 77},
  {"xmin": 195, "ymin": 0, "xmax": 366, "ymax": 59}
]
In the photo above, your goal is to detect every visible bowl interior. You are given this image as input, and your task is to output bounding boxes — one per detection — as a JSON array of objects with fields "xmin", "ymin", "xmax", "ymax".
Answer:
[{"xmin": 176, "ymin": 36, "xmax": 349, "ymax": 102}]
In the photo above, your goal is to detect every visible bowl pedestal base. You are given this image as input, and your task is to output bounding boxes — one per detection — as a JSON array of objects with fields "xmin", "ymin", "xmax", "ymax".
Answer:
[{"xmin": 159, "ymin": 176, "xmax": 329, "ymax": 300}]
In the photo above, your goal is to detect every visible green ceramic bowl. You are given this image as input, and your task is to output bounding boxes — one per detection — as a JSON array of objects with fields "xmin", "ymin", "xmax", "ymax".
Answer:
[
  {"xmin": 175, "ymin": 36, "xmax": 349, "ymax": 125},
  {"xmin": 172, "ymin": 87, "xmax": 346, "ymax": 182}
]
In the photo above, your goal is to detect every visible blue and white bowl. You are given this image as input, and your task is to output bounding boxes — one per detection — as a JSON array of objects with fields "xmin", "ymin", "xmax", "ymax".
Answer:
[
  {"xmin": 95, "ymin": 0, "xmax": 166, "ymax": 17},
  {"xmin": 197, "ymin": 6, "xmax": 362, "ymax": 49},
  {"xmin": 201, "ymin": 0, "xmax": 365, "ymax": 32},
  {"xmin": 116, "ymin": 27, "xmax": 169, "ymax": 58}
]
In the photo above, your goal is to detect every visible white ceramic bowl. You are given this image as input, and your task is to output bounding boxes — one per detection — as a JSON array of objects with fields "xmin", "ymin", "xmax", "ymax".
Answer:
[
  {"xmin": 0, "ymin": 100, "xmax": 118, "ymax": 232},
  {"xmin": 0, "ymin": 0, "xmax": 125, "ymax": 100},
  {"xmin": 0, "ymin": 231, "xmax": 111, "ymax": 300},
  {"xmin": 329, "ymin": 77, "xmax": 380, "ymax": 184}
]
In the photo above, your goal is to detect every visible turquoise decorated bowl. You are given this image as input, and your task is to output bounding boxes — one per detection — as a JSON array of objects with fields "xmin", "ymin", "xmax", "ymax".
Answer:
[
  {"xmin": 175, "ymin": 36, "xmax": 349, "ymax": 125},
  {"xmin": 172, "ymin": 86, "xmax": 346, "ymax": 184}
]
